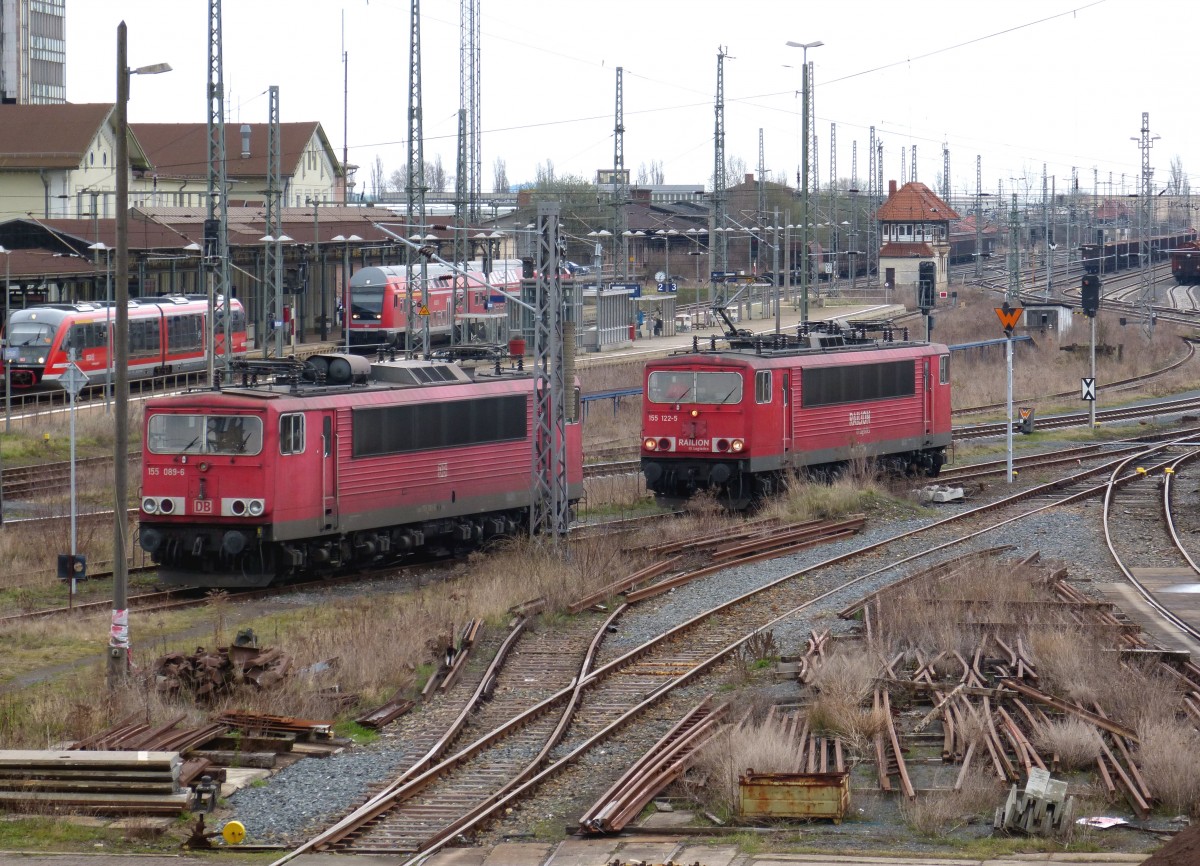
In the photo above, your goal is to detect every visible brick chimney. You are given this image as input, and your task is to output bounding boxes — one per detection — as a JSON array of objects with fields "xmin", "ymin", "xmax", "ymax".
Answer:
[{"xmin": 889, "ymin": 180, "xmax": 897, "ymax": 197}]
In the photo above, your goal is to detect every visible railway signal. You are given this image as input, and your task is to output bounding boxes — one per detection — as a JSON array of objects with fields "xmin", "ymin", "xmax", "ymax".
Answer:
[{"xmin": 1080, "ymin": 275, "xmax": 1101, "ymax": 317}]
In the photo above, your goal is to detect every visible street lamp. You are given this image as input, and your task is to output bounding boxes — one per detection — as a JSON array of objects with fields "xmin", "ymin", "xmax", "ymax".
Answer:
[
  {"xmin": 786, "ymin": 39, "xmax": 823, "ymax": 321},
  {"xmin": 88, "ymin": 242, "xmax": 113, "ymax": 412},
  {"xmin": 0, "ymin": 245, "xmax": 10, "ymax": 434},
  {"xmin": 111, "ymin": 21, "xmax": 171, "ymax": 686},
  {"xmin": 331, "ymin": 234, "xmax": 361, "ymax": 352}
]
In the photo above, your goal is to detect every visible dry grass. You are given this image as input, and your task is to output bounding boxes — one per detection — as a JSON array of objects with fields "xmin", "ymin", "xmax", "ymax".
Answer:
[
  {"xmin": 1134, "ymin": 720, "xmax": 1200, "ymax": 817},
  {"xmin": 872, "ymin": 558, "xmax": 1073, "ymax": 660},
  {"xmin": 806, "ymin": 649, "xmax": 887, "ymax": 745},
  {"xmin": 899, "ymin": 766, "xmax": 1003, "ymax": 837},
  {"xmin": 686, "ymin": 708, "xmax": 810, "ymax": 817},
  {"xmin": 1032, "ymin": 718, "xmax": 1104, "ymax": 771},
  {"xmin": 0, "ymin": 530, "xmax": 666, "ymax": 747},
  {"xmin": 1028, "ymin": 633, "xmax": 1184, "ymax": 731}
]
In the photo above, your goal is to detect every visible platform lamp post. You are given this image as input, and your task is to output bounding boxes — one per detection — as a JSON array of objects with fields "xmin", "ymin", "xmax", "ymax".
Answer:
[
  {"xmin": 110, "ymin": 21, "xmax": 171, "ymax": 687},
  {"xmin": 786, "ymin": 38, "xmax": 822, "ymax": 322},
  {"xmin": 88, "ymin": 242, "xmax": 113, "ymax": 412},
  {"xmin": 1, "ymin": 245, "xmax": 10, "ymax": 435},
  {"xmin": 331, "ymin": 234, "xmax": 361, "ymax": 352}
]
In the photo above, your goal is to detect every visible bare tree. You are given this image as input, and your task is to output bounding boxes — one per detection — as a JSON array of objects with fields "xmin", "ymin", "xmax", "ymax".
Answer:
[
  {"xmin": 637, "ymin": 160, "xmax": 664, "ymax": 185},
  {"xmin": 426, "ymin": 155, "xmax": 448, "ymax": 193},
  {"xmin": 536, "ymin": 160, "xmax": 556, "ymax": 185},
  {"xmin": 493, "ymin": 158, "xmax": 509, "ymax": 193},
  {"xmin": 371, "ymin": 156, "xmax": 387, "ymax": 197},
  {"xmin": 1168, "ymin": 155, "xmax": 1190, "ymax": 196},
  {"xmin": 389, "ymin": 167, "xmax": 407, "ymax": 194}
]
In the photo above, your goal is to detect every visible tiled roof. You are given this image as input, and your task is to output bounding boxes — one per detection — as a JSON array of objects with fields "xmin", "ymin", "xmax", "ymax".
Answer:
[
  {"xmin": 0, "ymin": 103, "xmax": 116, "ymax": 169},
  {"xmin": 951, "ymin": 216, "xmax": 998, "ymax": 236},
  {"xmin": 875, "ymin": 182, "xmax": 959, "ymax": 222},
  {"xmin": 130, "ymin": 122, "xmax": 337, "ymax": 180},
  {"xmin": 879, "ymin": 241, "xmax": 934, "ymax": 258}
]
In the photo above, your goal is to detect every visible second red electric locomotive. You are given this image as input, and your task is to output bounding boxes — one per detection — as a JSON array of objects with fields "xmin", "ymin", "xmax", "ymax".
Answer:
[{"xmin": 641, "ymin": 328, "xmax": 952, "ymax": 508}]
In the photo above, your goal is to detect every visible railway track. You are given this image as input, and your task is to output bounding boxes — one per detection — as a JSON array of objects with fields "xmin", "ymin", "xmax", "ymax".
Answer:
[
  {"xmin": 267, "ymin": 434, "xmax": 1200, "ymax": 865},
  {"xmin": 1101, "ymin": 444, "xmax": 1200, "ymax": 657}
]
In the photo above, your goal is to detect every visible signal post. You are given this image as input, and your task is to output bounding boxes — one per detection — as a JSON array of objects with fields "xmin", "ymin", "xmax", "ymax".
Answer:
[
  {"xmin": 995, "ymin": 303, "xmax": 1023, "ymax": 484},
  {"xmin": 1080, "ymin": 275, "xmax": 1101, "ymax": 429}
]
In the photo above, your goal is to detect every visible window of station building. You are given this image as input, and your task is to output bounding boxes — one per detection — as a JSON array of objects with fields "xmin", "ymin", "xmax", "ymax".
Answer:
[
  {"xmin": 280, "ymin": 414, "xmax": 305, "ymax": 455},
  {"xmin": 755, "ymin": 370, "xmax": 772, "ymax": 404}
]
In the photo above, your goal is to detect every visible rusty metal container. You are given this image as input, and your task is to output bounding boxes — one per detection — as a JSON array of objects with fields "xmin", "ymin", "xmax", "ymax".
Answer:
[{"xmin": 738, "ymin": 771, "xmax": 850, "ymax": 822}]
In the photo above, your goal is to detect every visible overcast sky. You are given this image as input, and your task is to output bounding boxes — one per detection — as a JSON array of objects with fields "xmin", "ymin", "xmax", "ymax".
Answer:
[{"xmin": 66, "ymin": 0, "xmax": 1195, "ymax": 204}]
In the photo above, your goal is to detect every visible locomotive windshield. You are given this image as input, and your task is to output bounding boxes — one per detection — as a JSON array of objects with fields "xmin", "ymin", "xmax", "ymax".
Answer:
[
  {"xmin": 147, "ymin": 413, "xmax": 263, "ymax": 456},
  {"xmin": 647, "ymin": 370, "xmax": 743, "ymax": 405},
  {"xmin": 350, "ymin": 288, "xmax": 383, "ymax": 322},
  {"xmin": 5, "ymin": 320, "xmax": 55, "ymax": 347}
]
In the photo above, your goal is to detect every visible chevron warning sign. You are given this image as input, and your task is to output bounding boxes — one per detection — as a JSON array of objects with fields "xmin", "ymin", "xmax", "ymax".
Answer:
[{"xmin": 995, "ymin": 306, "xmax": 1023, "ymax": 334}]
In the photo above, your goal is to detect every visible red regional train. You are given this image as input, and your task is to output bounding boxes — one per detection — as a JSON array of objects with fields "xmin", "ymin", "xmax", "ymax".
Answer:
[
  {"xmin": 641, "ymin": 328, "xmax": 952, "ymax": 508},
  {"xmin": 347, "ymin": 259, "xmax": 525, "ymax": 349},
  {"xmin": 1080, "ymin": 229, "xmax": 1197, "ymax": 276},
  {"xmin": 138, "ymin": 354, "xmax": 584, "ymax": 587},
  {"xmin": 1, "ymin": 295, "xmax": 246, "ymax": 392},
  {"xmin": 1169, "ymin": 240, "xmax": 1200, "ymax": 285}
]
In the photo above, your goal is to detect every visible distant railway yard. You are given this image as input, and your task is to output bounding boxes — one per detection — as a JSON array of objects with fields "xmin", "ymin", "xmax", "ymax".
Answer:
[{"xmin": 2, "ymin": 271, "xmax": 1200, "ymax": 866}]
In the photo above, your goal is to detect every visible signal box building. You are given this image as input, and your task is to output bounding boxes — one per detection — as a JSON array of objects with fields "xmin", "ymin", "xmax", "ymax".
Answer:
[{"xmin": 874, "ymin": 180, "xmax": 959, "ymax": 299}]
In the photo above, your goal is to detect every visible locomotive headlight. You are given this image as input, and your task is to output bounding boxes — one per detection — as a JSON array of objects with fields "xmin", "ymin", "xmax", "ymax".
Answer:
[
  {"xmin": 142, "ymin": 497, "xmax": 158, "ymax": 514},
  {"xmin": 37, "ymin": 356, "xmax": 45, "ymax": 364},
  {"xmin": 731, "ymin": 439, "xmax": 745, "ymax": 452},
  {"xmin": 643, "ymin": 437, "xmax": 658, "ymax": 451},
  {"xmin": 158, "ymin": 498, "xmax": 175, "ymax": 514},
  {"xmin": 690, "ymin": 409, "xmax": 700, "ymax": 417},
  {"xmin": 230, "ymin": 499, "xmax": 247, "ymax": 515},
  {"xmin": 247, "ymin": 499, "xmax": 265, "ymax": 516}
]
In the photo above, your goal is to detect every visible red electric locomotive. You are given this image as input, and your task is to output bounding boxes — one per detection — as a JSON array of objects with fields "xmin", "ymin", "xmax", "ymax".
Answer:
[
  {"xmin": 138, "ymin": 354, "xmax": 584, "ymax": 587},
  {"xmin": 1170, "ymin": 240, "xmax": 1200, "ymax": 285},
  {"xmin": 1, "ymin": 295, "xmax": 246, "ymax": 392},
  {"xmin": 641, "ymin": 327, "xmax": 952, "ymax": 508},
  {"xmin": 347, "ymin": 259, "xmax": 524, "ymax": 348}
]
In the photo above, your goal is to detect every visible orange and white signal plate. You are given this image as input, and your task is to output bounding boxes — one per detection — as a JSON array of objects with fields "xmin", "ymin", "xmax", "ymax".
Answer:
[{"xmin": 995, "ymin": 306, "xmax": 1023, "ymax": 332}]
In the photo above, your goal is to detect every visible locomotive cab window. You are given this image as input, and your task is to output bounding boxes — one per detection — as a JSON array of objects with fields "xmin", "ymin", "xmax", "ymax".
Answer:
[
  {"xmin": 280, "ymin": 414, "xmax": 305, "ymax": 455},
  {"xmin": 7, "ymin": 321, "xmax": 55, "ymax": 347},
  {"xmin": 147, "ymin": 413, "xmax": 263, "ymax": 455},
  {"xmin": 647, "ymin": 371, "xmax": 742, "ymax": 405},
  {"xmin": 350, "ymin": 288, "xmax": 383, "ymax": 322},
  {"xmin": 755, "ymin": 370, "xmax": 772, "ymax": 404},
  {"xmin": 939, "ymin": 355, "xmax": 949, "ymax": 385}
]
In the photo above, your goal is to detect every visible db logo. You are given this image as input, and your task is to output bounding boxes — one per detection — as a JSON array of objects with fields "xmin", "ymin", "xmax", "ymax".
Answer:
[{"xmin": 192, "ymin": 499, "xmax": 213, "ymax": 514}]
